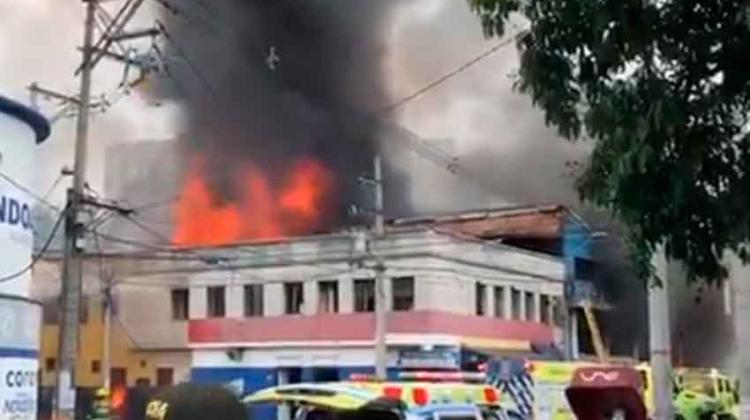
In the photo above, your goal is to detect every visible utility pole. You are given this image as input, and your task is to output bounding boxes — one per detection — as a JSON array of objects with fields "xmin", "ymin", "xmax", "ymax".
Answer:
[
  {"xmin": 373, "ymin": 155, "xmax": 388, "ymax": 380},
  {"xmin": 649, "ymin": 247, "xmax": 673, "ymax": 420},
  {"xmin": 49, "ymin": 1, "xmax": 157, "ymax": 416},
  {"xmin": 732, "ymin": 253, "xmax": 750, "ymax": 420},
  {"xmin": 102, "ymin": 271, "xmax": 114, "ymax": 389},
  {"xmin": 55, "ymin": 1, "xmax": 97, "ymax": 416}
]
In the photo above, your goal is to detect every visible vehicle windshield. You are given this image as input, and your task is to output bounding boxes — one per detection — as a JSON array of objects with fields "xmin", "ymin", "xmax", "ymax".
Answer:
[{"xmin": 681, "ymin": 375, "xmax": 715, "ymax": 397}]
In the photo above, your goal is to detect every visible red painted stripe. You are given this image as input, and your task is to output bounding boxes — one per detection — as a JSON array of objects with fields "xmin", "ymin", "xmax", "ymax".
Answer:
[{"xmin": 188, "ymin": 311, "xmax": 553, "ymax": 344}]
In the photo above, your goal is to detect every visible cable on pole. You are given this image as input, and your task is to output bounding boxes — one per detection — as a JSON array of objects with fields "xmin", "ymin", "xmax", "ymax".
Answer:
[
  {"xmin": 0, "ymin": 203, "xmax": 69, "ymax": 283},
  {"xmin": 0, "ymin": 170, "xmax": 62, "ymax": 213}
]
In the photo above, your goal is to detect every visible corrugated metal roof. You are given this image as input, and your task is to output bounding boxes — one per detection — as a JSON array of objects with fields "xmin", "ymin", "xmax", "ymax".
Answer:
[{"xmin": 391, "ymin": 204, "xmax": 583, "ymax": 240}]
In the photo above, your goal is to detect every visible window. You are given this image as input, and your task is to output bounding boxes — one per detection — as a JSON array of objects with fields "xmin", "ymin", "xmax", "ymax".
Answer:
[
  {"xmin": 540, "ymin": 295, "xmax": 551, "ymax": 324},
  {"xmin": 91, "ymin": 360, "xmax": 101, "ymax": 374},
  {"xmin": 494, "ymin": 286, "xmax": 505, "ymax": 318},
  {"xmin": 157, "ymin": 368, "xmax": 174, "ymax": 387},
  {"xmin": 244, "ymin": 284, "xmax": 263, "ymax": 317},
  {"xmin": 284, "ymin": 282, "xmax": 304, "ymax": 315},
  {"xmin": 79, "ymin": 297, "xmax": 89, "ymax": 324},
  {"xmin": 45, "ymin": 358, "xmax": 56, "ymax": 372},
  {"xmin": 171, "ymin": 289, "xmax": 189, "ymax": 320},
  {"xmin": 354, "ymin": 279, "xmax": 375, "ymax": 312},
  {"xmin": 475, "ymin": 282, "xmax": 487, "ymax": 315},
  {"xmin": 511, "ymin": 288, "xmax": 522, "ymax": 320},
  {"xmin": 392, "ymin": 277, "xmax": 414, "ymax": 311},
  {"xmin": 111, "ymin": 368, "xmax": 127, "ymax": 387},
  {"xmin": 525, "ymin": 292, "xmax": 534, "ymax": 321},
  {"xmin": 207, "ymin": 286, "xmax": 226, "ymax": 318},
  {"xmin": 318, "ymin": 281, "xmax": 339, "ymax": 314},
  {"xmin": 43, "ymin": 299, "xmax": 59, "ymax": 324}
]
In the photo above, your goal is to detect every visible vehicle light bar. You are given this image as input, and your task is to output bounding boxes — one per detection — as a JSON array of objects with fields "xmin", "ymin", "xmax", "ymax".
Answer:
[{"xmin": 398, "ymin": 371, "xmax": 487, "ymax": 382}]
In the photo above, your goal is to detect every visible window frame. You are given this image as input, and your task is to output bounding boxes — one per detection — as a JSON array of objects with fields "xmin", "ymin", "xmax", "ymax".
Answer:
[
  {"xmin": 353, "ymin": 278, "xmax": 375, "ymax": 313},
  {"xmin": 317, "ymin": 280, "xmax": 339, "ymax": 314},
  {"xmin": 284, "ymin": 282, "xmax": 304, "ymax": 315},
  {"xmin": 243, "ymin": 284, "xmax": 264, "ymax": 317},
  {"xmin": 206, "ymin": 286, "xmax": 226, "ymax": 318},
  {"xmin": 392, "ymin": 276, "xmax": 415, "ymax": 312},
  {"xmin": 170, "ymin": 288, "xmax": 190, "ymax": 321}
]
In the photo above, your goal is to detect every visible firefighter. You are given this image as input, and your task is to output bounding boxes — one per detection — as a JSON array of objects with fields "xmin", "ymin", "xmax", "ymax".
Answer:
[
  {"xmin": 145, "ymin": 383, "xmax": 246, "ymax": 420},
  {"xmin": 88, "ymin": 387, "xmax": 112, "ymax": 420}
]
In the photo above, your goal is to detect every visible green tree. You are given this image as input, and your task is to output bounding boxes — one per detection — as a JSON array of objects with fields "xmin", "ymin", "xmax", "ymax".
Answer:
[{"xmin": 467, "ymin": 0, "xmax": 750, "ymax": 283}]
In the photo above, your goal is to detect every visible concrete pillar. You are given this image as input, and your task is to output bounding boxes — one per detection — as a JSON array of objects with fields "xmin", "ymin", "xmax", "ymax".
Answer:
[
  {"xmin": 519, "ymin": 289, "xmax": 527, "ymax": 321},
  {"xmin": 304, "ymin": 280, "xmax": 318, "ymax": 315},
  {"xmin": 504, "ymin": 286, "xmax": 512, "ymax": 320},
  {"xmin": 485, "ymin": 284, "xmax": 494, "ymax": 318},
  {"xmin": 533, "ymin": 292, "xmax": 542, "ymax": 323},
  {"xmin": 227, "ymin": 284, "xmax": 243, "ymax": 318},
  {"xmin": 570, "ymin": 309, "xmax": 580, "ymax": 359},
  {"xmin": 339, "ymin": 277, "xmax": 354, "ymax": 314},
  {"xmin": 385, "ymin": 277, "xmax": 393, "ymax": 311},
  {"xmin": 189, "ymin": 287, "xmax": 207, "ymax": 319},
  {"xmin": 733, "ymin": 254, "xmax": 750, "ymax": 420},
  {"xmin": 649, "ymin": 248, "xmax": 673, "ymax": 420},
  {"xmin": 265, "ymin": 283, "xmax": 284, "ymax": 316}
]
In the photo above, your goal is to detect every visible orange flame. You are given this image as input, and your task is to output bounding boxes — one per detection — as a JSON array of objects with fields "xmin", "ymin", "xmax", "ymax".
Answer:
[{"xmin": 172, "ymin": 156, "xmax": 333, "ymax": 246}]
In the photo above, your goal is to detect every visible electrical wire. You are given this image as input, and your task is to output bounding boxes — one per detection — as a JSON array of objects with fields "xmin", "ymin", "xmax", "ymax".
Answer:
[
  {"xmin": 378, "ymin": 36, "xmax": 517, "ymax": 115},
  {"xmin": 41, "ymin": 172, "xmax": 65, "ymax": 205},
  {"xmin": 156, "ymin": 20, "xmax": 216, "ymax": 94},
  {"xmin": 0, "ymin": 169, "xmax": 62, "ymax": 212},
  {"xmin": 0, "ymin": 203, "xmax": 68, "ymax": 284}
]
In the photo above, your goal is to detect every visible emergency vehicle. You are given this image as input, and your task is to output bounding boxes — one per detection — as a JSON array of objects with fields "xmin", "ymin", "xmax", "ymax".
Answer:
[
  {"xmin": 345, "ymin": 372, "xmax": 502, "ymax": 409},
  {"xmin": 486, "ymin": 359, "xmax": 594, "ymax": 420},
  {"xmin": 675, "ymin": 368, "xmax": 739, "ymax": 420},
  {"xmin": 243, "ymin": 381, "xmax": 506, "ymax": 420},
  {"xmin": 637, "ymin": 364, "xmax": 737, "ymax": 420}
]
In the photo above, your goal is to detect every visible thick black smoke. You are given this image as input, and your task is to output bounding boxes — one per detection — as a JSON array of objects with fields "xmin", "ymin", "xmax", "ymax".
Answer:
[{"xmin": 159, "ymin": 0, "xmax": 405, "ymax": 226}]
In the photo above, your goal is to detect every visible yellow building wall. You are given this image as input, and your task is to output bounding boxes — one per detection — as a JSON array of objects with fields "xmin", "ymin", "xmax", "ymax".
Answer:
[{"xmin": 39, "ymin": 297, "xmax": 187, "ymax": 388}]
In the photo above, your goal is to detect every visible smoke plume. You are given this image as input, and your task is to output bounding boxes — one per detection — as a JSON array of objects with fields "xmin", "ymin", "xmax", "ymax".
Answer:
[{"xmin": 159, "ymin": 0, "xmax": 404, "ymax": 238}]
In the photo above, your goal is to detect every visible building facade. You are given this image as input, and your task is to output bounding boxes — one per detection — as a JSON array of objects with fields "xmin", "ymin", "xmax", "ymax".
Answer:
[
  {"xmin": 114, "ymin": 227, "xmax": 565, "ymax": 398},
  {"xmin": 31, "ymin": 259, "xmax": 192, "ymax": 390}
]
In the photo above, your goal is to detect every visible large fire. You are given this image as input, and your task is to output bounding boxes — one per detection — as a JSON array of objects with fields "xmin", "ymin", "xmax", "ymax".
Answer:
[{"xmin": 172, "ymin": 157, "xmax": 334, "ymax": 246}]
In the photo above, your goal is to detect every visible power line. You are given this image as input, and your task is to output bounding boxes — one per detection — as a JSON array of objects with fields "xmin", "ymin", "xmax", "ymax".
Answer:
[
  {"xmin": 41, "ymin": 173, "xmax": 65, "ymax": 205},
  {"xmin": 0, "ymin": 204, "xmax": 68, "ymax": 284},
  {"xmin": 0, "ymin": 169, "xmax": 62, "ymax": 212},
  {"xmin": 155, "ymin": 20, "xmax": 216, "ymax": 94},
  {"xmin": 378, "ymin": 36, "xmax": 516, "ymax": 115}
]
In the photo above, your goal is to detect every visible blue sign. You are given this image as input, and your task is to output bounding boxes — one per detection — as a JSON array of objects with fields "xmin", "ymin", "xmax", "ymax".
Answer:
[{"xmin": 0, "ymin": 196, "xmax": 32, "ymax": 231}]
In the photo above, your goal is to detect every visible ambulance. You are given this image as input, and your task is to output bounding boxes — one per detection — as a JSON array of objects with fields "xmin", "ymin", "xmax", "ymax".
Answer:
[
  {"xmin": 486, "ymin": 359, "xmax": 594, "ymax": 420},
  {"xmin": 344, "ymin": 372, "xmax": 502, "ymax": 409}
]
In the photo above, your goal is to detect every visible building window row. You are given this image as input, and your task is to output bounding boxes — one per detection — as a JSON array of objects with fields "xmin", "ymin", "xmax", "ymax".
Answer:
[
  {"xmin": 478, "ymin": 282, "xmax": 558, "ymax": 325},
  {"xmin": 171, "ymin": 276, "xmax": 415, "ymax": 320}
]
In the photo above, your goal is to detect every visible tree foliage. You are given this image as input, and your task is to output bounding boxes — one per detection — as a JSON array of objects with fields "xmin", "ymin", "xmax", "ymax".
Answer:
[{"xmin": 468, "ymin": 0, "xmax": 750, "ymax": 283}]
